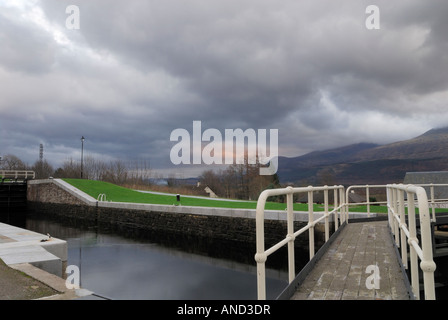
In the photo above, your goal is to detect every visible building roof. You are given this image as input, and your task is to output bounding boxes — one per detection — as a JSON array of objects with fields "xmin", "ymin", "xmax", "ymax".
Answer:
[
  {"xmin": 297, "ymin": 191, "xmax": 366, "ymax": 203},
  {"xmin": 403, "ymin": 171, "xmax": 448, "ymax": 199}
]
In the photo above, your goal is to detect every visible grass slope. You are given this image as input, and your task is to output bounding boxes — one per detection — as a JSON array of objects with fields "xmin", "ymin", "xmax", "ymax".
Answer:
[
  {"xmin": 63, "ymin": 179, "xmax": 294, "ymax": 210},
  {"xmin": 62, "ymin": 179, "xmax": 387, "ymax": 213}
]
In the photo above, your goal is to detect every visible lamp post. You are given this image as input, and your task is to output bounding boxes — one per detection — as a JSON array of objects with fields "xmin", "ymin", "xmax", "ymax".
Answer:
[{"xmin": 80, "ymin": 136, "xmax": 85, "ymax": 179}]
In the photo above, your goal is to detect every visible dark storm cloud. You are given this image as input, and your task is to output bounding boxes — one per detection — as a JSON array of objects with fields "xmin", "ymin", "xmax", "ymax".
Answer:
[{"xmin": 1, "ymin": 0, "xmax": 448, "ymax": 174}]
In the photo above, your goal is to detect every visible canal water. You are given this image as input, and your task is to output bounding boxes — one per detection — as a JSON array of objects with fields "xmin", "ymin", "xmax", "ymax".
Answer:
[{"xmin": 4, "ymin": 211, "xmax": 290, "ymax": 300}]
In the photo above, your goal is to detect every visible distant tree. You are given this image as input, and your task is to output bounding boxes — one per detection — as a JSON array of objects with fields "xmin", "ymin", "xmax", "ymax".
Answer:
[
  {"xmin": 0, "ymin": 154, "xmax": 27, "ymax": 170},
  {"xmin": 57, "ymin": 158, "xmax": 81, "ymax": 178},
  {"xmin": 32, "ymin": 159, "xmax": 54, "ymax": 179},
  {"xmin": 199, "ymin": 170, "xmax": 223, "ymax": 196},
  {"xmin": 101, "ymin": 160, "xmax": 128, "ymax": 184},
  {"xmin": 198, "ymin": 154, "xmax": 278, "ymax": 200}
]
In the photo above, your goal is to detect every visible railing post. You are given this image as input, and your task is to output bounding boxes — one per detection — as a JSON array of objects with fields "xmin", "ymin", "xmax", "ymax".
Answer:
[
  {"xmin": 255, "ymin": 191, "xmax": 268, "ymax": 300},
  {"xmin": 398, "ymin": 188, "xmax": 408, "ymax": 269},
  {"xmin": 308, "ymin": 188, "xmax": 315, "ymax": 260},
  {"xmin": 286, "ymin": 189, "xmax": 295, "ymax": 283},
  {"xmin": 430, "ymin": 184, "xmax": 436, "ymax": 222},
  {"xmin": 407, "ymin": 190, "xmax": 419, "ymax": 300},
  {"xmin": 366, "ymin": 185, "xmax": 370, "ymax": 218},
  {"xmin": 324, "ymin": 187, "xmax": 329, "ymax": 242},
  {"xmin": 340, "ymin": 187, "xmax": 346, "ymax": 223},
  {"xmin": 386, "ymin": 186, "xmax": 392, "ymax": 230},
  {"xmin": 393, "ymin": 187, "xmax": 400, "ymax": 247},
  {"xmin": 334, "ymin": 188, "xmax": 339, "ymax": 231}
]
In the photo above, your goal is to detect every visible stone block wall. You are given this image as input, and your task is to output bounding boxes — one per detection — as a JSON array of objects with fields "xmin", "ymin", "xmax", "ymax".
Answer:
[
  {"xmin": 27, "ymin": 180, "xmax": 86, "ymax": 206},
  {"xmin": 27, "ymin": 180, "xmax": 329, "ymax": 252}
]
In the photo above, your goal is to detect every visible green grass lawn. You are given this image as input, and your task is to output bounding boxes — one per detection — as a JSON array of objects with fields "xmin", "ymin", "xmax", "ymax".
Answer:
[
  {"xmin": 63, "ymin": 178, "xmax": 295, "ymax": 210},
  {"xmin": 62, "ymin": 178, "xmax": 388, "ymax": 213}
]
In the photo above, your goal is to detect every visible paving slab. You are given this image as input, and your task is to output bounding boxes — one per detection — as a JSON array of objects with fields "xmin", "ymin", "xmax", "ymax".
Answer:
[{"xmin": 0, "ymin": 222, "xmax": 67, "ymax": 277}]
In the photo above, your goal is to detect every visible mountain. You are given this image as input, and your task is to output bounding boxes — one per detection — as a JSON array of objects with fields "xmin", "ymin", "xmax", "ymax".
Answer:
[
  {"xmin": 277, "ymin": 127, "xmax": 448, "ymax": 185},
  {"xmin": 353, "ymin": 127, "xmax": 448, "ymax": 161}
]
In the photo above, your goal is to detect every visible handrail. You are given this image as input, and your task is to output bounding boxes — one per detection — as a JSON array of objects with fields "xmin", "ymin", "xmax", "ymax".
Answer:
[
  {"xmin": 345, "ymin": 184, "xmax": 448, "ymax": 221},
  {"xmin": 97, "ymin": 193, "xmax": 107, "ymax": 202},
  {"xmin": 0, "ymin": 170, "xmax": 35, "ymax": 180},
  {"xmin": 411, "ymin": 184, "xmax": 448, "ymax": 222},
  {"xmin": 387, "ymin": 184, "xmax": 436, "ymax": 300},
  {"xmin": 345, "ymin": 185, "xmax": 388, "ymax": 217},
  {"xmin": 255, "ymin": 185, "xmax": 345, "ymax": 300}
]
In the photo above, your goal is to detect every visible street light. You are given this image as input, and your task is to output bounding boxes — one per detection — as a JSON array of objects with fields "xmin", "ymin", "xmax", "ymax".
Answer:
[{"xmin": 80, "ymin": 136, "xmax": 85, "ymax": 179}]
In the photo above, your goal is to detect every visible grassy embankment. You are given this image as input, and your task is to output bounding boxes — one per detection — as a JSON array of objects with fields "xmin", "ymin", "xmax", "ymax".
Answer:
[{"xmin": 63, "ymin": 178, "xmax": 388, "ymax": 213}]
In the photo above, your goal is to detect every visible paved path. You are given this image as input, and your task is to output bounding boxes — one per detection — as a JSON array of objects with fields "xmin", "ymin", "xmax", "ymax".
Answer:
[
  {"xmin": 291, "ymin": 221, "xmax": 411, "ymax": 300},
  {"xmin": 0, "ymin": 258, "xmax": 59, "ymax": 300}
]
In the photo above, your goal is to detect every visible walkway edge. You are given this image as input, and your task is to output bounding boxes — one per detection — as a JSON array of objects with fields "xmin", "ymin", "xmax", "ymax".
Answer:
[
  {"xmin": 276, "ymin": 221, "xmax": 348, "ymax": 300},
  {"xmin": 10, "ymin": 263, "xmax": 94, "ymax": 300}
]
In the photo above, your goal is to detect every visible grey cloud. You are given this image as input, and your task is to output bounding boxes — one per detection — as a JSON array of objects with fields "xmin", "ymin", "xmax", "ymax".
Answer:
[
  {"xmin": 0, "ymin": 8, "xmax": 56, "ymax": 74},
  {"xmin": 1, "ymin": 0, "xmax": 448, "ymax": 173}
]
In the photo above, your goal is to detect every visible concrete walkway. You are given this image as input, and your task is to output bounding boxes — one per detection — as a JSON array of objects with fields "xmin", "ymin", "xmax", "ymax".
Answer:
[
  {"xmin": 0, "ymin": 222, "xmax": 97, "ymax": 300},
  {"xmin": 291, "ymin": 221, "xmax": 411, "ymax": 300}
]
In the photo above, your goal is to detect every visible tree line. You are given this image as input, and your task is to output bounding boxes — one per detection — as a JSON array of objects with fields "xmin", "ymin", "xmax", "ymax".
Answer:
[
  {"xmin": 1, "ymin": 153, "xmax": 280, "ymax": 201},
  {"xmin": 198, "ymin": 158, "xmax": 280, "ymax": 200},
  {"xmin": 0, "ymin": 154, "xmax": 151, "ymax": 186}
]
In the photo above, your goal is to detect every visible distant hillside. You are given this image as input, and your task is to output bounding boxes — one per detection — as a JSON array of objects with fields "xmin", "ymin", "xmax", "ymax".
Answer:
[
  {"xmin": 353, "ymin": 127, "xmax": 448, "ymax": 161},
  {"xmin": 277, "ymin": 127, "xmax": 448, "ymax": 186}
]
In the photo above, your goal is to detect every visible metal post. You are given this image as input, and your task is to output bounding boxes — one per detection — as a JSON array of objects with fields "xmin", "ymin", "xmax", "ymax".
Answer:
[
  {"xmin": 366, "ymin": 185, "xmax": 370, "ymax": 217},
  {"xmin": 340, "ymin": 188, "xmax": 346, "ymax": 223},
  {"xmin": 80, "ymin": 136, "xmax": 85, "ymax": 179},
  {"xmin": 393, "ymin": 187, "xmax": 400, "ymax": 246},
  {"xmin": 334, "ymin": 188, "xmax": 339, "ymax": 231},
  {"xmin": 430, "ymin": 184, "xmax": 435, "ymax": 222},
  {"xmin": 308, "ymin": 189, "xmax": 314, "ymax": 259},
  {"xmin": 407, "ymin": 191, "xmax": 419, "ymax": 299},
  {"xmin": 324, "ymin": 188, "xmax": 329, "ymax": 242},
  {"xmin": 286, "ymin": 190, "xmax": 295, "ymax": 283},
  {"xmin": 398, "ymin": 189, "xmax": 407, "ymax": 269}
]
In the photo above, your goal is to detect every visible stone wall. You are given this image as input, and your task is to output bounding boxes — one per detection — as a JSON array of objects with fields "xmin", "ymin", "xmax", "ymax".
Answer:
[
  {"xmin": 27, "ymin": 180, "xmax": 87, "ymax": 206},
  {"xmin": 27, "ymin": 180, "xmax": 329, "ymax": 251}
]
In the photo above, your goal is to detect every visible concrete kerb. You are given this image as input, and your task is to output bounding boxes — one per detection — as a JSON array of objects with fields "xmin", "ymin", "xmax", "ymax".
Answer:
[
  {"xmin": 9, "ymin": 262, "xmax": 94, "ymax": 300},
  {"xmin": 96, "ymin": 200, "xmax": 375, "ymax": 222}
]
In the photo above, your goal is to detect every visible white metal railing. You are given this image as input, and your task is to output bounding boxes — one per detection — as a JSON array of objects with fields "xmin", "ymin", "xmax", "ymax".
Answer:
[
  {"xmin": 345, "ymin": 185, "xmax": 388, "ymax": 217},
  {"xmin": 0, "ymin": 170, "xmax": 35, "ymax": 180},
  {"xmin": 255, "ymin": 185, "xmax": 346, "ymax": 300},
  {"xmin": 97, "ymin": 193, "xmax": 107, "ymax": 201},
  {"xmin": 387, "ymin": 184, "xmax": 436, "ymax": 300},
  {"xmin": 345, "ymin": 184, "xmax": 448, "ymax": 220},
  {"xmin": 413, "ymin": 184, "xmax": 448, "ymax": 222},
  {"xmin": 255, "ymin": 183, "xmax": 447, "ymax": 300}
]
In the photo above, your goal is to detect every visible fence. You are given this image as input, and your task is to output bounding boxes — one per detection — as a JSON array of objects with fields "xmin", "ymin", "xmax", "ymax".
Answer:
[
  {"xmin": 414, "ymin": 184, "xmax": 448, "ymax": 222},
  {"xmin": 387, "ymin": 184, "xmax": 437, "ymax": 300},
  {"xmin": 255, "ymin": 183, "xmax": 448, "ymax": 300},
  {"xmin": 255, "ymin": 185, "xmax": 346, "ymax": 300},
  {"xmin": 345, "ymin": 184, "xmax": 388, "ymax": 217},
  {"xmin": 0, "ymin": 170, "xmax": 35, "ymax": 181}
]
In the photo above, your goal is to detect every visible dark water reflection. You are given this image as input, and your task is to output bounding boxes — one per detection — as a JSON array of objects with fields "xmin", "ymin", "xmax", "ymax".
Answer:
[{"xmin": 14, "ymin": 213, "xmax": 288, "ymax": 300}]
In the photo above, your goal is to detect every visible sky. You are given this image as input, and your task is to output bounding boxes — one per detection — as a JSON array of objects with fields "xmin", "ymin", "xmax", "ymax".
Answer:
[{"xmin": 1, "ymin": 0, "xmax": 448, "ymax": 178}]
